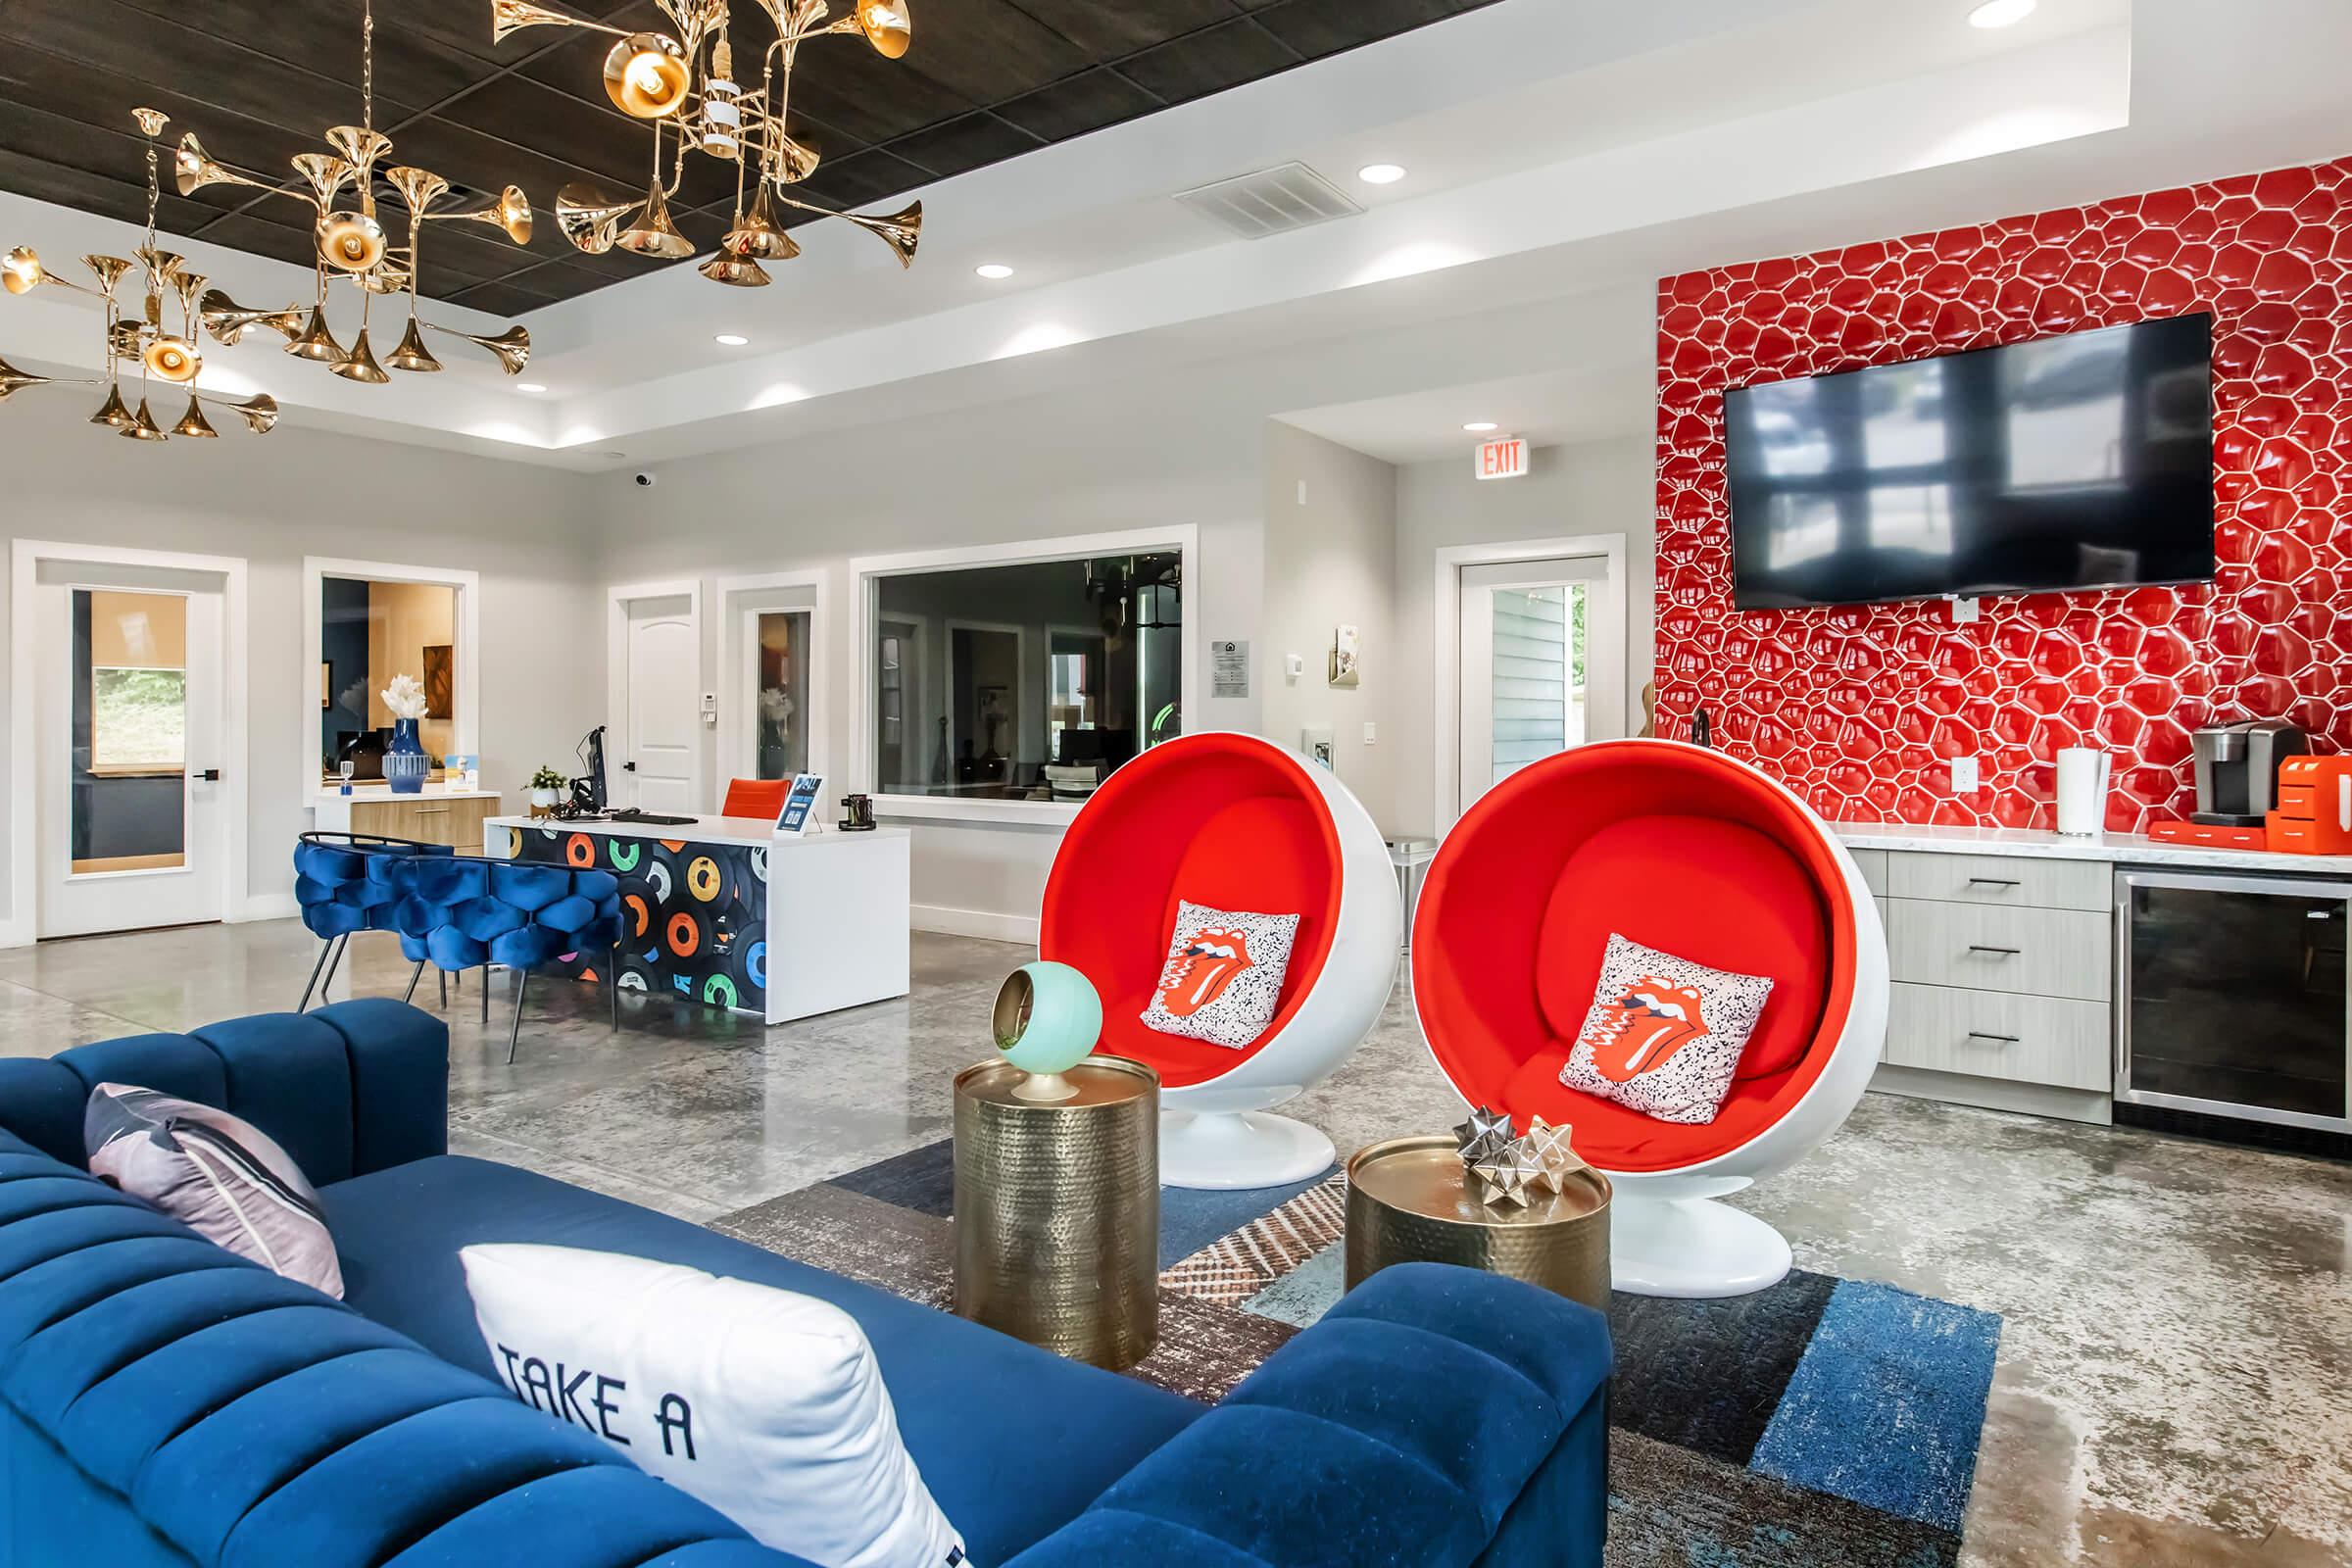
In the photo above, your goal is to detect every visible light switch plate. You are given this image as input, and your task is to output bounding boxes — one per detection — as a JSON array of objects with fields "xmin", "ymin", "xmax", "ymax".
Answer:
[
  {"xmin": 1363, "ymin": 721, "xmax": 1376, "ymax": 744},
  {"xmin": 1950, "ymin": 755, "xmax": 1980, "ymax": 793}
]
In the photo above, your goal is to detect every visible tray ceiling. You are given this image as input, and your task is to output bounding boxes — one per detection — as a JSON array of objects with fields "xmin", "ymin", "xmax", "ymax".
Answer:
[{"xmin": 0, "ymin": 0, "xmax": 1498, "ymax": 313}]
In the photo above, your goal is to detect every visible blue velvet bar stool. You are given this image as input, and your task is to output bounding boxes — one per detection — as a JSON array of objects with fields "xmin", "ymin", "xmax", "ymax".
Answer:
[
  {"xmin": 400, "ymin": 858, "xmax": 624, "ymax": 1061},
  {"xmin": 291, "ymin": 833, "xmax": 450, "ymax": 1010}
]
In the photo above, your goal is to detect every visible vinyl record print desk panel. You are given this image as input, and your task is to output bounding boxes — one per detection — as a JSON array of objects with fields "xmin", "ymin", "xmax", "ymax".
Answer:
[{"xmin": 484, "ymin": 815, "xmax": 911, "ymax": 1024}]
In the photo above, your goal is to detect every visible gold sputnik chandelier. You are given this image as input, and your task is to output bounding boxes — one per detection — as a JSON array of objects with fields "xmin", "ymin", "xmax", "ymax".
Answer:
[
  {"xmin": 0, "ymin": 109, "xmax": 278, "ymax": 441},
  {"xmin": 491, "ymin": 0, "xmax": 924, "ymax": 288},
  {"xmin": 177, "ymin": 0, "xmax": 536, "ymax": 382}
]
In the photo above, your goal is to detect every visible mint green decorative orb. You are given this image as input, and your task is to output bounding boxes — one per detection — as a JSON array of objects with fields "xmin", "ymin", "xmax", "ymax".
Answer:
[{"xmin": 993, "ymin": 960, "xmax": 1102, "ymax": 1077}]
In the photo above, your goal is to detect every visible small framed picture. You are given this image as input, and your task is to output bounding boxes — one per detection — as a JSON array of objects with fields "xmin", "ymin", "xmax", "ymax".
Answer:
[
  {"xmin": 776, "ymin": 772, "xmax": 825, "ymax": 836},
  {"xmin": 1328, "ymin": 624, "xmax": 1360, "ymax": 688}
]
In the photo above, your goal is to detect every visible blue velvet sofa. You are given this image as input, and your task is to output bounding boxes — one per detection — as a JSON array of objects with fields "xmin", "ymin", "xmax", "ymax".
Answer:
[{"xmin": 0, "ymin": 1003, "xmax": 1611, "ymax": 1567}]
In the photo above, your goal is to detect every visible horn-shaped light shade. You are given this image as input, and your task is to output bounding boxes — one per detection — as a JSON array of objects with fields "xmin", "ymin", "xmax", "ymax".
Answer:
[
  {"xmin": 556, "ymin": 184, "xmax": 637, "ymax": 255},
  {"xmin": 492, "ymin": 0, "xmax": 606, "ymax": 44},
  {"xmin": 142, "ymin": 336, "xmax": 202, "ymax": 383},
  {"xmin": 699, "ymin": 252, "xmax": 770, "ymax": 286},
  {"xmin": 122, "ymin": 398, "xmax": 170, "ymax": 441},
  {"xmin": 90, "ymin": 385, "xmax": 133, "ymax": 428},
  {"xmin": 286, "ymin": 305, "xmax": 346, "ymax": 363},
  {"xmin": 424, "ymin": 322, "xmax": 531, "ymax": 376},
  {"xmin": 386, "ymin": 317, "xmax": 443, "ymax": 372},
  {"xmin": 773, "ymin": 131, "xmax": 821, "ymax": 184},
  {"xmin": 200, "ymin": 289, "xmax": 304, "ymax": 346},
  {"xmin": 724, "ymin": 184, "xmax": 799, "ymax": 261},
  {"xmin": 220, "ymin": 391, "xmax": 279, "ymax": 434},
  {"xmin": 615, "ymin": 181, "xmax": 694, "ymax": 259},
  {"xmin": 171, "ymin": 397, "xmax": 220, "ymax": 438},
  {"xmin": 317, "ymin": 210, "xmax": 388, "ymax": 272},
  {"xmin": 457, "ymin": 184, "xmax": 536, "ymax": 245},
  {"xmin": 849, "ymin": 199, "xmax": 921, "ymax": 269},
  {"xmin": 384, "ymin": 165, "xmax": 451, "ymax": 216},
  {"xmin": 1, "ymin": 246, "xmax": 42, "ymax": 295},
  {"xmin": 834, "ymin": 0, "xmax": 911, "ymax": 58},
  {"xmin": 330, "ymin": 327, "xmax": 391, "ymax": 384},
  {"xmin": 173, "ymin": 132, "xmax": 266, "ymax": 198},
  {"xmin": 290, "ymin": 153, "xmax": 354, "ymax": 208},
  {"xmin": 604, "ymin": 32, "xmax": 692, "ymax": 119},
  {"xmin": 0, "ymin": 354, "xmax": 52, "ymax": 401}
]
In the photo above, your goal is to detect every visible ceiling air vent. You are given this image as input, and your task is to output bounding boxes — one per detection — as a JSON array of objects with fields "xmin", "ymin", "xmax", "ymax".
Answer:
[{"xmin": 1174, "ymin": 162, "xmax": 1364, "ymax": 240}]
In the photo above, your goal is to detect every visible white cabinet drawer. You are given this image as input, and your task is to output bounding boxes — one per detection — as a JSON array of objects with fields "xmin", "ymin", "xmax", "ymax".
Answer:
[
  {"xmin": 1848, "ymin": 849, "xmax": 1887, "ymax": 898},
  {"xmin": 1886, "ymin": 983, "xmax": 2111, "ymax": 1091},
  {"xmin": 1887, "ymin": 852, "xmax": 2109, "ymax": 912},
  {"xmin": 1886, "ymin": 899, "xmax": 2112, "ymax": 1002}
]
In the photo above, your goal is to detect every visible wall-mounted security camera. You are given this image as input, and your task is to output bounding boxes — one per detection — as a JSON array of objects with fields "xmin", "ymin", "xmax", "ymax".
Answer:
[{"xmin": 632, "ymin": 471, "xmax": 657, "ymax": 488}]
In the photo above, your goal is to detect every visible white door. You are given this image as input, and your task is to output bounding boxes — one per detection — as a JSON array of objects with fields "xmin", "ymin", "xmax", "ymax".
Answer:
[
  {"xmin": 1457, "ymin": 554, "xmax": 1624, "ymax": 814},
  {"xmin": 35, "ymin": 565, "xmax": 227, "ymax": 937},
  {"xmin": 622, "ymin": 594, "xmax": 698, "ymax": 811}
]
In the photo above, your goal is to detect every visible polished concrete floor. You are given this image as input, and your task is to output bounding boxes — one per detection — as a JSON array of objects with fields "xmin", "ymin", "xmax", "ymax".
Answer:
[{"xmin": 4, "ymin": 918, "xmax": 2347, "ymax": 1568}]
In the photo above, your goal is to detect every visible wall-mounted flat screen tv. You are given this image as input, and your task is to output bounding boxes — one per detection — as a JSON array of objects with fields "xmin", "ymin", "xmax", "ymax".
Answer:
[{"xmin": 1723, "ymin": 314, "xmax": 2215, "ymax": 610}]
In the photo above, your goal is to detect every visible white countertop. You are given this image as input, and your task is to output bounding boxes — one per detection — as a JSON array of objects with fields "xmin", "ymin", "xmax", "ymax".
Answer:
[
  {"xmin": 1832, "ymin": 820, "xmax": 2352, "ymax": 876},
  {"xmin": 317, "ymin": 781, "xmax": 503, "ymax": 803},
  {"xmin": 487, "ymin": 812, "xmax": 908, "ymax": 847}
]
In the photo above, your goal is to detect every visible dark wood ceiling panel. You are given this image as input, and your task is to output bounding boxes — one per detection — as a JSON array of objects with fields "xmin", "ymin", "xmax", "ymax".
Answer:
[{"xmin": 0, "ymin": 0, "xmax": 1500, "ymax": 307}]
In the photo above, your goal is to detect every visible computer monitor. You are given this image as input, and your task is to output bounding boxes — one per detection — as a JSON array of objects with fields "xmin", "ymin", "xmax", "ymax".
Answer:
[{"xmin": 578, "ymin": 725, "xmax": 608, "ymax": 813}]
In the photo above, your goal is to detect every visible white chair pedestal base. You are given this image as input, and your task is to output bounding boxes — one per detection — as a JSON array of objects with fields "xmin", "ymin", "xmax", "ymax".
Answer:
[
  {"xmin": 1159, "ymin": 1109, "xmax": 1335, "ymax": 1191},
  {"xmin": 1609, "ymin": 1193, "xmax": 1792, "ymax": 1298}
]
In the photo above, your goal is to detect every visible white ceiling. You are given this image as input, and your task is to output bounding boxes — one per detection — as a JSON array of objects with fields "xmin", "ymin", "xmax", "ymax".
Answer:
[{"xmin": 7, "ymin": 0, "xmax": 2351, "ymax": 469}]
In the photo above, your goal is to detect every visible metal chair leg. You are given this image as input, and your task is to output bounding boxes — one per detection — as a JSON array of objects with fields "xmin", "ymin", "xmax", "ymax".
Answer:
[
  {"xmin": 437, "ymin": 968, "xmax": 448, "ymax": 1008},
  {"xmin": 506, "ymin": 969, "xmax": 529, "ymax": 1065},
  {"xmin": 609, "ymin": 945, "xmax": 620, "ymax": 1032},
  {"xmin": 403, "ymin": 959, "xmax": 424, "ymax": 1004},
  {"xmin": 315, "ymin": 935, "xmax": 348, "ymax": 1007},
  {"xmin": 297, "ymin": 938, "xmax": 334, "ymax": 1012},
  {"xmin": 480, "ymin": 965, "xmax": 490, "ymax": 1024}
]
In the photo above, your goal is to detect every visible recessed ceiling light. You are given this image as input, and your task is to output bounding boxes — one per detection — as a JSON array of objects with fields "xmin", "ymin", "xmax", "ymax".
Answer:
[
  {"xmin": 516, "ymin": 382, "xmax": 547, "ymax": 393},
  {"xmin": 1357, "ymin": 163, "xmax": 1406, "ymax": 186},
  {"xmin": 1966, "ymin": 0, "xmax": 2035, "ymax": 27},
  {"xmin": 974, "ymin": 263, "xmax": 1014, "ymax": 279},
  {"xmin": 714, "ymin": 333, "xmax": 749, "ymax": 347},
  {"xmin": 1462, "ymin": 420, "xmax": 1498, "ymax": 433}
]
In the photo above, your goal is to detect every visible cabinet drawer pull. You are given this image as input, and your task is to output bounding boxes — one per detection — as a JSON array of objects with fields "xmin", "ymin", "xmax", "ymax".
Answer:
[
  {"xmin": 1966, "ymin": 877, "xmax": 2021, "ymax": 888},
  {"xmin": 1966, "ymin": 1030, "xmax": 2021, "ymax": 1044},
  {"xmin": 1966, "ymin": 945, "xmax": 2020, "ymax": 956},
  {"xmin": 414, "ymin": 807, "xmax": 449, "ymax": 814}
]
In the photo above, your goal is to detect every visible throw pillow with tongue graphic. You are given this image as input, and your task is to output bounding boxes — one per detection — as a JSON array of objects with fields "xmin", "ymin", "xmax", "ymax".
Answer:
[
  {"xmin": 1558, "ymin": 933, "xmax": 1774, "ymax": 1124},
  {"xmin": 1140, "ymin": 900, "xmax": 1299, "ymax": 1050}
]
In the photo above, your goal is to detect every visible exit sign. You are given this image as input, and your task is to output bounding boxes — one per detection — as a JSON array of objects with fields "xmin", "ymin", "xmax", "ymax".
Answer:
[{"xmin": 1474, "ymin": 436, "xmax": 1529, "ymax": 481}]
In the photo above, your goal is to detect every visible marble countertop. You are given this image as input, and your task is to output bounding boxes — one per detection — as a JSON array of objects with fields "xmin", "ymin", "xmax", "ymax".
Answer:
[
  {"xmin": 487, "ymin": 813, "xmax": 908, "ymax": 847},
  {"xmin": 1832, "ymin": 820, "xmax": 2352, "ymax": 876},
  {"xmin": 315, "ymin": 782, "xmax": 503, "ymax": 803}
]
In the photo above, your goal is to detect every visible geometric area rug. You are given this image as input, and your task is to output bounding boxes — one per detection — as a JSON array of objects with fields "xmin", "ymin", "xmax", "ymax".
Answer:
[{"xmin": 712, "ymin": 1138, "xmax": 2001, "ymax": 1568}]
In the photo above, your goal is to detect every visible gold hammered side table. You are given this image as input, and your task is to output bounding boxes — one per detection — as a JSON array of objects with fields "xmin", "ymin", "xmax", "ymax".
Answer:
[
  {"xmin": 953, "ymin": 1054, "xmax": 1159, "ymax": 1370},
  {"xmin": 1345, "ymin": 1133, "xmax": 1613, "ymax": 1313}
]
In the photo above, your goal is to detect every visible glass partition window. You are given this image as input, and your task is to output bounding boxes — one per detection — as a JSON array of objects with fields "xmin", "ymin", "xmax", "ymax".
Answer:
[
  {"xmin": 871, "ymin": 553, "xmax": 1181, "ymax": 801},
  {"xmin": 319, "ymin": 575, "xmax": 462, "ymax": 781},
  {"xmin": 74, "ymin": 589, "xmax": 187, "ymax": 874},
  {"xmin": 754, "ymin": 609, "xmax": 811, "ymax": 779}
]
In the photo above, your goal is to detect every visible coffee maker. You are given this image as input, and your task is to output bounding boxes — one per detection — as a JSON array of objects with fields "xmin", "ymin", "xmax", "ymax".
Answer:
[{"xmin": 2189, "ymin": 720, "xmax": 2308, "ymax": 826}]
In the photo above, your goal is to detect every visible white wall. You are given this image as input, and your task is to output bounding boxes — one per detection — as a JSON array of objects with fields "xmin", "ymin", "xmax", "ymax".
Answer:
[
  {"xmin": 591, "ymin": 359, "xmax": 1271, "ymax": 940},
  {"xmin": 1392, "ymin": 434, "xmax": 1656, "ymax": 837},
  {"xmin": 0, "ymin": 397, "xmax": 607, "ymax": 930},
  {"xmin": 1260, "ymin": 421, "xmax": 1400, "ymax": 831}
]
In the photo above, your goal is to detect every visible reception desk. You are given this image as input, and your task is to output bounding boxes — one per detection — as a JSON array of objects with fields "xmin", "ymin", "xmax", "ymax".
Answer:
[{"xmin": 484, "ymin": 813, "xmax": 910, "ymax": 1025}]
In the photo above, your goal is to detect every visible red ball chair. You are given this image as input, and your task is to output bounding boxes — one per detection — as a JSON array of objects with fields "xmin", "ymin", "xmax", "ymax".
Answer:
[
  {"xmin": 1414, "ymin": 739, "xmax": 1887, "ymax": 1297},
  {"xmin": 1041, "ymin": 732, "xmax": 1400, "ymax": 1188}
]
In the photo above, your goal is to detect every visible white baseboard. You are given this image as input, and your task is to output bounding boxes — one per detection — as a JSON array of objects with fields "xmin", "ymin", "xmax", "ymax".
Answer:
[
  {"xmin": 236, "ymin": 893, "xmax": 301, "ymax": 923},
  {"xmin": 1870, "ymin": 1062, "xmax": 2113, "ymax": 1125},
  {"xmin": 910, "ymin": 904, "xmax": 1038, "ymax": 947}
]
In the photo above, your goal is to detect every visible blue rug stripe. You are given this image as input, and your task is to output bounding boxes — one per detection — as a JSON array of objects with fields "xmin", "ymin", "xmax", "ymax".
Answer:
[
  {"xmin": 1155, "ymin": 1165, "xmax": 1337, "ymax": 1268},
  {"xmin": 1748, "ymin": 1280, "xmax": 2000, "ymax": 1533}
]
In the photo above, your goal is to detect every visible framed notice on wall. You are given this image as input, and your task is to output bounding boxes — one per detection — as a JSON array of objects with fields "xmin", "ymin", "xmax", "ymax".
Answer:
[{"xmin": 776, "ymin": 773, "xmax": 824, "ymax": 836}]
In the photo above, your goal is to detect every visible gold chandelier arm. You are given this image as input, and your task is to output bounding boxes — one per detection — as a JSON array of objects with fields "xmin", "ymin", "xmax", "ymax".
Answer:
[
  {"xmin": 420, "ymin": 319, "xmax": 531, "ymax": 376},
  {"xmin": 770, "ymin": 192, "xmax": 919, "ymax": 267},
  {"xmin": 490, "ymin": 0, "xmax": 623, "ymax": 45}
]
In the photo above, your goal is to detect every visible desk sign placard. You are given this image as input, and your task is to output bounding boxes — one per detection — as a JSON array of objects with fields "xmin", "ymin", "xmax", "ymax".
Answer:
[
  {"xmin": 1473, "ymin": 435, "xmax": 1529, "ymax": 481},
  {"xmin": 777, "ymin": 773, "xmax": 824, "ymax": 836}
]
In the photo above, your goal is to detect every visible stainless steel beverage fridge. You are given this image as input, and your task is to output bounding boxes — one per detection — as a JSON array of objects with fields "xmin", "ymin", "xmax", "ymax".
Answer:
[{"xmin": 2116, "ymin": 868, "xmax": 2352, "ymax": 1137}]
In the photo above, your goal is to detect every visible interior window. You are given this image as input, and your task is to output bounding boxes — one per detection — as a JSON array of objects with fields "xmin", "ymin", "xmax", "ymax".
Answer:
[
  {"xmin": 319, "ymin": 575, "xmax": 462, "ymax": 781},
  {"xmin": 871, "ymin": 553, "xmax": 1182, "ymax": 801}
]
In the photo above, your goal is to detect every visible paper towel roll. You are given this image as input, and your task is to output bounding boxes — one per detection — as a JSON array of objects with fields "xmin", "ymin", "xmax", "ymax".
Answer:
[{"xmin": 2055, "ymin": 747, "xmax": 2112, "ymax": 836}]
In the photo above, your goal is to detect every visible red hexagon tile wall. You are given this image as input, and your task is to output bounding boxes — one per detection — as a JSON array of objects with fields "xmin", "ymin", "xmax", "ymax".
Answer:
[{"xmin": 1654, "ymin": 158, "xmax": 2349, "ymax": 831}]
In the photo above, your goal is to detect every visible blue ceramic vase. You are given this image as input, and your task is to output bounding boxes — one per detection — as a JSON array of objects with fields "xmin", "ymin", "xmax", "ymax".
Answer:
[{"xmin": 384, "ymin": 716, "xmax": 429, "ymax": 795}]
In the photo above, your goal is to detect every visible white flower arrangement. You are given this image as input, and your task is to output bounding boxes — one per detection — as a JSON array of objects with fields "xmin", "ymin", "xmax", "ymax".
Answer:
[{"xmin": 381, "ymin": 673, "xmax": 428, "ymax": 720}]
